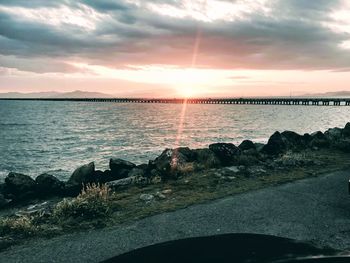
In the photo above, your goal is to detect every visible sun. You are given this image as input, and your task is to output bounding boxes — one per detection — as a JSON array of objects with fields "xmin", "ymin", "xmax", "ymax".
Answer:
[{"xmin": 177, "ymin": 87, "xmax": 197, "ymax": 98}]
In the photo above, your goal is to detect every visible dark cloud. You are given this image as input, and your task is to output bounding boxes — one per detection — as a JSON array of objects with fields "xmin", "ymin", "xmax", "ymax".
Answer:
[
  {"xmin": 0, "ymin": 0, "xmax": 349, "ymax": 73},
  {"xmin": 80, "ymin": 0, "xmax": 131, "ymax": 11}
]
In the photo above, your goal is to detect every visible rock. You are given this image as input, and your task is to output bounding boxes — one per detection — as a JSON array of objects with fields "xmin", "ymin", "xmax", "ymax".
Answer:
[
  {"xmin": 4, "ymin": 172, "xmax": 37, "ymax": 200},
  {"xmin": 133, "ymin": 175, "xmax": 150, "ymax": 186},
  {"xmin": 16, "ymin": 201, "xmax": 51, "ymax": 217},
  {"xmin": 333, "ymin": 139, "xmax": 350, "ymax": 153},
  {"xmin": 235, "ymin": 153, "xmax": 259, "ymax": 166},
  {"xmin": 150, "ymin": 147, "xmax": 195, "ymax": 179},
  {"xmin": 67, "ymin": 162, "xmax": 95, "ymax": 186},
  {"xmin": 193, "ymin": 148, "xmax": 221, "ymax": 169},
  {"xmin": 106, "ymin": 177, "xmax": 134, "ymax": 189},
  {"xmin": 94, "ymin": 170, "xmax": 105, "ymax": 182},
  {"xmin": 109, "ymin": 158, "xmax": 136, "ymax": 180},
  {"xmin": 324, "ymin": 127, "xmax": 343, "ymax": 141},
  {"xmin": 226, "ymin": 166, "xmax": 240, "ymax": 173},
  {"xmin": 139, "ymin": 193, "xmax": 154, "ymax": 202},
  {"xmin": 95, "ymin": 169, "xmax": 126, "ymax": 184},
  {"xmin": 208, "ymin": 143, "xmax": 240, "ymax": 165},
  {"xmin": 35, "ymin": 173, "xmax": 65, "ymax": 197},
  {"xmin": 254, "ymin": 143, "xmax": 265, "ymax": 152},
  {"xmin": 161, "ymin": 189, "xmax": 172, "ymax": 194},
  {"xmin": 343, "ymin": 122, "xmax": 350, "ymax": 137},
  {"xmin": 261, "ymin": 131, "xmax": 286, "ymax": 156},
  {"xmin": 247, "ymin": 166, "xmax": 267, "ymax": 176},
  {"xmin": 0, "ymin": 193, "xmax": 10, "ymax": 209},
  {"xmin": 110, "ymin": 158, "xmax": 136, "ymax": 171},
  {"xmin": 239, "ymin": 140, "xmax": 256, "ymax": 151},
  {"xmin": 128, "ymin": 168, "xmax": 145, "ymax": 178},
  {"xmin": 309, "ymin": 131, "xmax": 330, "ymax": 148},
  {"xmin": 224, "ymin": 176, "xmax": 236, "ymax": 181},
  {"xmin": 155, "ymin": 192, "xmax": 166, "ymax": 199},
  {"xmin": 281, "ymin": 131, "xmax": 305, "ymax": 150},
  {"xmin": 150, "ymin": 175, "xmax": 162, "ymax": 184}
]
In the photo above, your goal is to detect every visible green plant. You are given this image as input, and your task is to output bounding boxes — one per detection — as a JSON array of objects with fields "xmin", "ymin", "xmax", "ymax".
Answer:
[{"xmin": 53, "ymin": 184, "xmax": 115, "ymax": 220}]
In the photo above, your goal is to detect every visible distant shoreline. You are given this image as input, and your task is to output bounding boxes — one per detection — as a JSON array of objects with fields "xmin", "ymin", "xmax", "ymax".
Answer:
[{"xmin": 1, "ymin": 97, "xmax": 350, "ymax": 106}]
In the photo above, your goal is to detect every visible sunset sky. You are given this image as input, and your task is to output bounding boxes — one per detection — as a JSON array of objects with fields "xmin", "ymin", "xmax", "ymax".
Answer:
[{"xmin": 1, "ymin": 0, "xmax": 350, "ymax": 97}]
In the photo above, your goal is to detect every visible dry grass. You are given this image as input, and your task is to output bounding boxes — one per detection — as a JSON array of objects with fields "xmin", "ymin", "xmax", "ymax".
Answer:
[
  {"xmin": 53, "ymin": 184, "xmax": 116, "ymax": 221},
  {"xmin": 0, "ymin": 216, "xmax": 38, "ymax": 237}
]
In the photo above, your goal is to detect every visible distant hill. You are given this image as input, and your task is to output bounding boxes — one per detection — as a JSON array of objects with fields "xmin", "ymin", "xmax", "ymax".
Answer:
[
  {"xmin": 49, "ymin": 90, "xmax": 113, "ymax": 98},
  {"xmin": 0, "ymin": 90, "xmax": 114, "ymax": 99},
  {"xmin": 0, "ymin": 91, "xmax": 60, "ymax": 98},
  {"xmin": 300, "ymin": 91, "xmax": 350, "ymax": 97}
]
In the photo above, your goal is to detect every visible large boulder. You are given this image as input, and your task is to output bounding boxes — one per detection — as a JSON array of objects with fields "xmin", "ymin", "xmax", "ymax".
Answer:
[
  {"xmin": 67, "ymin": 162, "xmax": 95, "ymax": 186},
  {"xmin": 343, "ymin": 122, "xmax": 350, "ymax": 137},
  {"xmin": 35, "ymin": 173, "xmax": 65, "ymax": 197},
  {"xmin": 238, "ymin": 140, "xmax": 256, "ymax": 151},
  {"xmin": 193, "ymin": 148, "xmax": 221, "ymax": 169},
  {"xmin": 261, "ymin": 131, "xmax": 286, "ymax": 156},
  {"xmin": 309, "ymin": 131, "xmax": 329, "ymax": 148},
  {"xmin": 4, "ymin": 172, "xmax": 37, "ymax": 200},
  {"xmin": 324, "ymin": 127, "xmax": 343, "ymax": 142},
  {"xmin": 281, "ymin": 131, "xmax": 305, "ymax": 150},
  {"xmin": 150, "ymin": 147, "xmax": 196, "ymax": 179},
  {"xmin": 109, "ymin": 158, "xmax": 136, "ymax": 180},
  {"xmin": 209, "ymin": 143, "xmax": 240, "ymax": 165}
]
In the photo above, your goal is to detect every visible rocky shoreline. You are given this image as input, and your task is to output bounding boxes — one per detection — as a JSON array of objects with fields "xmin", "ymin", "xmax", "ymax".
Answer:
[{"xmin": 1, "ymin": 122, "xmax": 350, "ymax": 211}]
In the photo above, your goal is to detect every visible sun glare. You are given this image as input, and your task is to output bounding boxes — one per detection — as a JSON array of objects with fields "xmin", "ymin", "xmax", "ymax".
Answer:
[{"xmin": 178, "ymin": 87, "xmax": 196, "ymax": 98}]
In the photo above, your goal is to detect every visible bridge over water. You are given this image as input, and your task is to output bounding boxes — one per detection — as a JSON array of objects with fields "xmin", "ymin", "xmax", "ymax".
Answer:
[{"xmin": 1, "ymin": 97, "xmax": 350, "ymax": 106}]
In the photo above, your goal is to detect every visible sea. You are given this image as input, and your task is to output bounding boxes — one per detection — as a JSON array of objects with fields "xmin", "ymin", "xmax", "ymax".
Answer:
[{"xmin": 1, "ymin": 100, "xmax": 350, "ymax": 180}]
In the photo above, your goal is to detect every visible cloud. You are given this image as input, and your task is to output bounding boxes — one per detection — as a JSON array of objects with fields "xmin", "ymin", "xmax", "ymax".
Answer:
[{"xmin": 0, "ymin": 0, "xmax": 349, "ymax": 74}]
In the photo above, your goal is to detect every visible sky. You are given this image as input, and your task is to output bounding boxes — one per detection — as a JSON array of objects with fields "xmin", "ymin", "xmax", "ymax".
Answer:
[{"xmin": 0, "ymin": 0, "xmax": 350, "ymax": 97}]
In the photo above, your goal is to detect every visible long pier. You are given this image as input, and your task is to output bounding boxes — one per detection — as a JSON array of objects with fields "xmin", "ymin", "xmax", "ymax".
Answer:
[{"xmin": 1, "ymin": 97, "xmax": 350, "ymax": 106}]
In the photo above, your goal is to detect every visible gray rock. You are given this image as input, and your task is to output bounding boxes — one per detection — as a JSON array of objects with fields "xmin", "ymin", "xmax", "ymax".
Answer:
[
  {"xmin": 109, "ymin": 158, "xmax": 136, "ymax": 180},
  {"xmin": 67, "ymin": 162, "xmax": 95, "ymax": 186},
  {"xmin": 226, "ymin": 166, "xmax": 240, "ymax": 173},
  {"xmin": 343, "ymin": 122, "xmax": 350, "ymax": 137},
  {"xmin": 35, "ymin": 173, "xmax": 65, "ymax": 197},
  {"xmin": 333, "ymin": 139, "xmax": 350, "ymax": 153},
  {"xmin": 128, "ymin": 168, "xmax": 145, "ymax": 178},
  {"xmin": 155, "ymin": 192, "xmax": 166, "ymax": 199},
  {"xmin": 161, "ymin": 189, "xmax": 172, "ymax": 195},
  {"xmin": 309, "ymin": 131, "xmax": 330, "ymax": 148},
  {"xmin": 133, "ymin": 175, "xmax": 150, "ymax": 186},
  {"xmin": 209, "ymin": 143, "xmax": 240, "ymax": 165},
  {"xmin": 106, "ymin": 177, "xmax": 135, "ymax": 189},
  {"xmin": 150, "ymin": 147, "xmax": 195, "ymax": 179},
  {"xmin": 110, "ymin": 158, "xmax": 136, "ymax": 171},
  {"xmin": 247, "ymin": 166, "xmax": 267, "ymax": 175},
  {"xmin": 5, "ymin": 172, "xmax": 37, "ymax": 200},
  {"xmin": 193, "ymin": 148, "xmax": 221, "ymax": 169},
  {"xmin": 239, "ymin": 140, "xmax": 256, "ymax": 151},
  {"xmin": 324, "ymin": 127, "xmax": 343, "ymax": 141},
  {"xmin": 139, "ymin": 193, "xmax": 154, "ymax": 202},
  {"xmin": 281, "ymin": 131, "xmax": 305, "ymax": 150},
  {"xmin": 261, "ymin": 131, "xmax": 286, "ymax": 156},
  {"xmin": 254, "ymin": 143, "xmax": 265, "ymax": 152},
  {"xmin": 15, "ymin": 201, "xmax": 51, "ymax": 217}
]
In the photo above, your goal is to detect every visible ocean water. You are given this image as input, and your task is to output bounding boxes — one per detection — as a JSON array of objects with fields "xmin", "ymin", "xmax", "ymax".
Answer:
[{"xmin": 1, "ymin": 100, "xmax": 350, "ymax": 181}]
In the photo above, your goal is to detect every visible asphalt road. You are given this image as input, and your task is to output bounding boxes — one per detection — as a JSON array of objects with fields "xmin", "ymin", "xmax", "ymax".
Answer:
[{"xmin": 1, "ymin": 169, "xmax": 350, "ymax": 263}]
